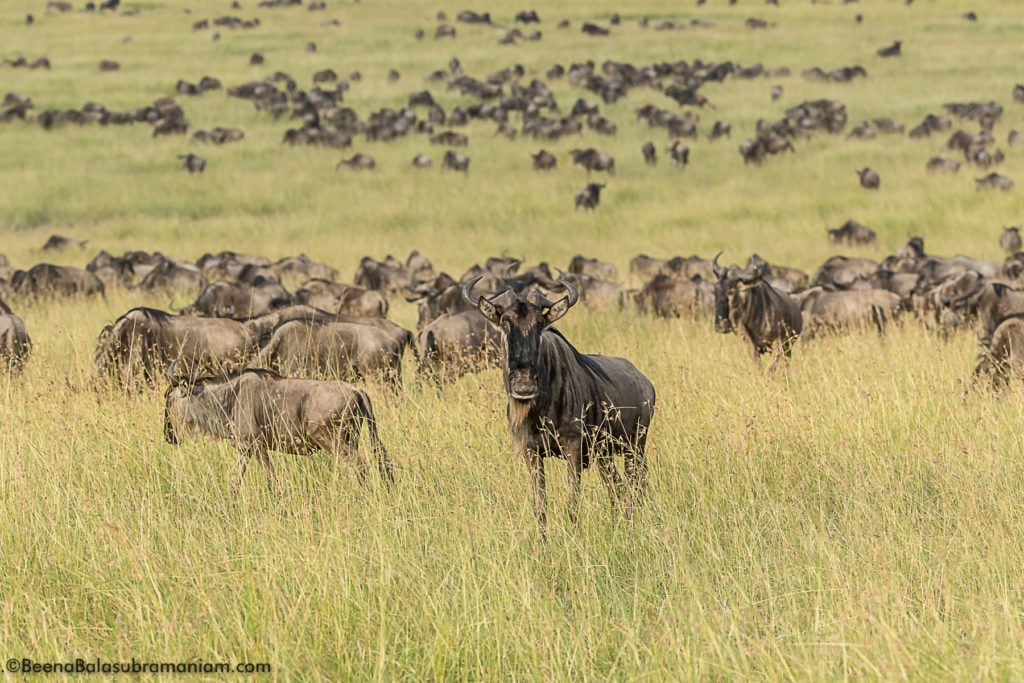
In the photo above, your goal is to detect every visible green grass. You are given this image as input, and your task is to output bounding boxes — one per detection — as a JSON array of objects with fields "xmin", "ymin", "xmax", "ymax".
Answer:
[{"xmin": 4, "ymin": 0, "xmax": 1024, "ymax": 679}]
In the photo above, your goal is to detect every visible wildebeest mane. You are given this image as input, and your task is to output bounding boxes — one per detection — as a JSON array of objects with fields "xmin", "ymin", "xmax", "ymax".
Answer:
[{"xmin": 545, "ymin": 327, "xmax": 611, "ymax": 383}]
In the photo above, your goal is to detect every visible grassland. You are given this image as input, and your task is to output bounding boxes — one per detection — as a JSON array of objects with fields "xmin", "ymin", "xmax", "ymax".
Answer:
[{"xmin": 3, "ymin": 0, "xmax": 1024, "ymax": 679}]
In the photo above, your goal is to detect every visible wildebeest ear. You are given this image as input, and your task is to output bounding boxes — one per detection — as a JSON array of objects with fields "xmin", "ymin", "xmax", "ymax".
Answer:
[
  {"xmin": 544, "ymin": 296, "xmax": 570, "ymax": 324},
  {"xmin": 478, "ymin": 296, "xmax": 501, "ymax": 324}
]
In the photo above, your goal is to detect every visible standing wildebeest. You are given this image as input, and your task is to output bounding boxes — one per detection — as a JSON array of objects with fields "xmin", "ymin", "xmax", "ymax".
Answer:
[
  {"xmin": 442, "ymin": 150, "xmax": 470, "ymax": 173},
  {"xmin": 926, "ymin": 156, "xmax": 961, "ymax": 173},
  {"xmin": 574, "ymin": 182, "xmax": 605, "ymax": 210},
  {"xmin": 532, "ymin": 149, "xmax": 557, "ymax": 170},
  {"xmin": 976, "ymin": 173, "xmax": 1014, "ymax": 191},
  {"xmin": 10, "ymin": 264, "xmax": 105, "ymax": 300},
  {"xmin": 294, "ymin": 280, "xmax": 388, "ymax": 318},
  {"xmin": 975, "ymin": 317, "xmax": 1024, "ymax": 387},
  {"xmin": 95, "ymin": 307, "xmax": 258, "ymax": 388},
  {"xmin": 464, "ymin": 277, "xmax": 656, "ymax": 537},
  {"xmin": 877, "ymin": 40, "xmax": 902, "ymax": 57},
  {"xmin": 709, "ymin": 120, "xmax": 732, "ymax": 140},
  {"xmin": 164, "ymin": 367, "xmax": 393, "ymax": 493},
  {"xmin": 668, "ymin": 141, "xmax": 689, "ymax": 166},
  {"xmin": 0, "ymin": 298, "xmax": 31, "ymax": 374},
  {"xmin": 641, "ymin": 141, "xmax": 657, "ymax": 165},
  {"xmin": 41, "ymin": 234, "xmax": 87, "ymax": 251},
  {"xmin": 178, "ymin": 153, "xmax": 206, "ymax": 173},
  {"xmin": 1000, "ymin": 227, "xmax": 1022, "ymax": 255},
  {"xmin": 182, "ymin": 278, "xmax": 292, "ymax": 319},
  {"xmin": 569, "ymin": 148, "xmax": 615, "ymax": 175},
  {"xmin": 336, "ymin": 153, "xmax": 376, "ymax": 171},
  {"xmin": 857, "ymin": 167, "xmax": 880, "ymax": 189},
  {"xmin": 633, "ymin": 274, "xmax": 715, "ymax": 318},
  {"xmin": 713, "ymin": 253, "xmax": 803, "ymax": 369},
  {"xmin": 827, "ymin": 219, "xmax": 877, "ymax": 245},
  {"xmin": 417, "ymin": 308, "xmax": 501, "ymax": 380},
  {"xmin": 568, "ymin": 254, "xmax": 617, "ymax": 281}
]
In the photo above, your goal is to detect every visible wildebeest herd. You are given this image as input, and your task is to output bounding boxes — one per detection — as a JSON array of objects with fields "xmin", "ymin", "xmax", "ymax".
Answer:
[
  {"xmin": 3, "ymin": 1, "xmax": 1024, "ymax": 537},
  {"xmin": 4, "ymin": 230, "xmax": 1024, "ymax": 534}
]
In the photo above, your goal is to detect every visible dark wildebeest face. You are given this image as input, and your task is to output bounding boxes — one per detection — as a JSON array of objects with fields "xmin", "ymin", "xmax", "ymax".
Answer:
[
  {"xmin": 712, "ymin": 251, "xmax": 758, "ymax": 334},
  {"xmin": 464, "ymin": 276, "xmax": 576, "ymax": 400}
]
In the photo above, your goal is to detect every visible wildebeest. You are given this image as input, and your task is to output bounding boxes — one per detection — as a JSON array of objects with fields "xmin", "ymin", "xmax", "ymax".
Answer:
[
  {"xmin": 641, "ymin": 141, "xmax": 657, "ymax": 165},
  {"xmin": 794, "ymin": 287, "xmax": 904, "ymax": 337},
  {"xmin": 463, "ymin": 277, "xmax": 655, "ymax": 536},
  {"xmin": 164, "ymin": 367, "xmax": 393, "ymax": 493},
  {"xmin": 667, "ymin": 141, "xmax": 689, "ymax": 166},
  {"xmin": 926, "ymin": 156, "xmax": 961, "ymax": 173},
  {"xmin": 294, "ymin": 279, "xmax": 388, "ymax": 318},
  {"xmin": 0, "ymin": 298, "xmax": 31, "ymax": 375},
  {"xmin": 182, "ymin": 278, "xmax": 292, "ymax": 319},
  {"xmin": 442, "ymin": 150, "xmax": 470, "ymax": 173},
  {"xmin": 411, "ymin": 153, "xmax": 432, "ymax": 168},
  {"xmin": 353, "ymin": 255, "xmax": 415, "ymax": 294},
  {"xmin": 976, "ymin": 173, "xmax": 1013, "ymax": 191},
  {"xmin": 633, "ymin": 274, "xmax": 715, "ymax": 318},
  {"xmin": 574, "ymin": 182, "xmax": 605, "ymax": 210},
  {"xmin": 709, "ymin": 120, "xmax": 732, "ymax": 140},
  {"xmin": 857, "ymin": 167, "xmax": 880, "ymax": 189},
  {"xmin": 95, "ymin": 307, "xmax": 258, "ymax": 387},
  {"xmin": 9, "ymin": 264, "xmax": 105, "ymax": 300},
  {"xmin": 254, "ymin": 317, "xmax": 414, "ymax": 387},
  {"xmin": 877, "ymin": 40, "xmax": 902, "ymax": 57},
  {"xmin": 569, "ymin": 148, "xmax": 615, "ymax": 175},
  {"xmin": 568, "ymin": 254, "xmax": 617, "ymax": 281},
  {"xmin": 136, "ymin": 259, "xmax": 207, "ymax": 297},
  {"xmin": 178, "ymin": 153, "xmax": 206, "ymax": 173},
  {"xmin": 416, "ymin": 308, "xmax": 501, "ymax": 380},
  {"xmin": 1000, "ymin": 227, "xmax": 1022, "ymax": 255},
  {"xmin": 713, "ymin": 253, "xmax": 803, "ymax": 369},
  {"xmin": 336, "ymin": 153, "xmax": 376, "ymax": 171},
  {"xmin": 975, "ymin": 317, "xmax": 1024, "ymax": 387},
  {"xmin": 532, "ymin": 149, "xmax": 557, "ymax": 170},
  {"xmin": 41, "ymin": 234, "xmax": 88, "ymax": 251},
  {"xmin": 827, "ymin": 219, "xmax": 877, "ymax": 245}
]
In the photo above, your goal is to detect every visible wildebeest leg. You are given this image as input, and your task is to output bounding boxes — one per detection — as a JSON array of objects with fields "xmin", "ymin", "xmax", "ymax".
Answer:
[
  {"xmin": 564, "ymin": 438, "xmax": 583, "ymax": 526},
  {"xmin": 595, "ymin": 453, "xmax": 624, "ymax": 511},
  {"xmin": 256, "ymin": 447, "xmax": 279, "ymax": 497},
  {"xmin": 524, "ymin": 449, "xmax": 547, "ymax": 538},
  {"xmin": 231, "ymin": 446, "xmax": 254, "ymax": 497},
  {"xmin": 311, "ymin": 424, "xmax": 368, "ymax": 484}
]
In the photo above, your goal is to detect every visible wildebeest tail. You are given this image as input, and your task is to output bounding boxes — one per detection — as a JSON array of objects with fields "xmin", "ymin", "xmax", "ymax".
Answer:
[{"xmin": 355, "ymin": 388, "xmax": 394, "ymax": 483}]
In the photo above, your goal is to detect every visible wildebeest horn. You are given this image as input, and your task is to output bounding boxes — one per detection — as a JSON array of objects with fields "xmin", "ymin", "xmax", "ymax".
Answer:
[
  {"xmin": 712, "ymin": 251, "xmax": 725, "ymax": 279},
  {"xmin": 462, "ymin": 275, "xmax": 484, "ymax": 306},
  {"xmin": 560, "ymin": 278, "xmax": 579, "ymax": 309}
]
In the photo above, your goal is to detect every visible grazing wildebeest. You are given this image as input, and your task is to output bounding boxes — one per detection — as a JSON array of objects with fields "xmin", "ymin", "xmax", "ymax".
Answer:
[
  {"xmin": 0, "ymin": 299, "xmax": 31, "ymax": 375},
  {"xmin": 1000, "ymin": 227, "xmax": 1022, "ymax": 255},
  {"xmin": 416, "ymin": 309, "xmax": 501, "ymax": 380},
  {"xmin": 569, "ymin": 148, "xmax": 615, "ymax": 175},
  {"xmin": 411, "ymin": 153, "xmax": 432, "ymax": 168},
  {"xmin": 580, "ymin": 22, "xmax": 610, "ymax": 36},
  {"xmin": 793, "ymin": 287, "xmax": 904, "ymax": 337},
  {"xmin": 532, "ymin": 149, "xmax": 557, "ymax": 170},
  {"xmin": 137, "ymin": 259, "xmax": 207, "ymax": 297},
  {"xmin": 976, "ymin": 173, "xmax": 1013, "ymax": 191},
  {"xmin": 641, "ymin": 141, "xmax": 657, "ymax": 165},
  {"xmin": 827, "ymin": 219, "xmax": 877, "ymax": 245},
  {"xmin": 926, "ymin": 156, "xmax": 961, "ymax": 173},
  {"xmin": 254, "ymin": 317, "xmax": 413, "ymax": 387},
  {"xmin": 633, "ymin": 274, "xmax": 715, "ymax": 319},
  {"xmin": 294, "ymin": 280, "xmax": 388, "ymax": 318},
  {"xmin": 10, "ymin": 264, "xmax": 105, "ymax": 300},
  {"xmin": 442, "ymin": 150, "xmax": 470, "ymax": 173},
  {"xmin": 857, "ymin": 167, "xmax": 880, "ymax": 189},
  {"xmin": 975, "ymin": 317, "xmax": 1024, "ymax": 387},
  {"xmin": 574, "ymin": 182, "xmax": 605, "ymax": 210},
  {"xmin": 182, "ymin": 278, "xmax": 292, "ymax": 319},
  {"xmin": 95, "ymin": 307, "xmax": 258, "ymax": 388},
  {"xmin": 353, "ymin": 255, "xmax": 414, "ymax": 294},
  {"xmin": 709, "ymin": 120, "xmax": 732, "ymax": 140},
  {"xmin": 713, "ymin": 253, "xmax": 803, "ymax": 369},
  {"xmin": 336, "ymin": 153, "xmax": 376, "ymax": 171},
  {"xmin": 877, "ymin": 40, "xmax": 901, "ymax": 57},
  {"xmin": 568, "ymin": 254, "xmax": 617, "ymax": 281},
  {"xmin": 164, "ymin": 367, "xmax": 393, "ymax": 493},
  {"xmin": 667, "ymin": 141, "xmax": 689, "ymax": 166},
  {"xmin": 178, "ymin": 153, "xmax": 206, "ymax": 173},
  {"xmin": 41, "ymin": 234, "xmax": 87, "ymax": 251},
  {"xmin": 463, "ymin": 277, "xmax": 655, "ymax": 537}
]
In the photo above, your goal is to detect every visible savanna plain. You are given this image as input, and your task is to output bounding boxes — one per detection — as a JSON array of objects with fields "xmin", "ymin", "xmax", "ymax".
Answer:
[{"xmin": 3, "ymin": 0, "xmax": 1024, "ymax": 679}]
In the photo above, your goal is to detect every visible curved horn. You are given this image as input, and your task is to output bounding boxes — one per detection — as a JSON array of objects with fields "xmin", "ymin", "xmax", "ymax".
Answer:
[
  {"xmin": 165, "ymin": 358, "xmax": 180, "ymax": 385},
  {"xmin": 559, "ymin": 278, "xmax": 579, "ymax": 309},
  {"xmin": 462, "ymin": 275, "xmax": 484, "ymax": 306},
  {"xmin": 712, "ymin": 251, "xmax": 725, "ymax": 279}
]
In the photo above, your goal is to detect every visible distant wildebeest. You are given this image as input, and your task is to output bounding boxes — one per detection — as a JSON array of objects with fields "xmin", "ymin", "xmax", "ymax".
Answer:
[
  {"xmin": 926, "ymin": 157, "xmax": 961, "ymax": 173},
  {"xmin": 98, "ymin": 59, "xmax": 120, "ymax": 71},
  {"xmin": 0, "ymin": 298, "xmax": 31, "ymax": 375},
  {"xmin": 1008, "ymin": 130, "xmax": 1024, "ymax": 147},
  {"xmin": 430, "ymin": 130, "xmax": 468, "ymax": 147},
  {"xmin": 411, "ymin": 153, "xmax": 432, "ymax": 168},
  {"xmin": 713, "ymin": 253, "xmax": 803, "ymax": 369},
  {"xmin": 668, "ymin": 141, "xmax": 689, "ymax": 166},
  {"xmin": 999, "ymin": 227, "xmax": 1023, "ymax": 255},
  {"xmin": 827, "ymin": 219, "xmax": 877, "ymax": 246},
  {"xmin": 515, "ymin": 9, "xmax": 540, "ymax": 23},
  {"xmin": 633, "ymin": 274, "xmax": 715, "ymax": 319},
  {"xmin": 532, "ymin": 149, "xmax": 557, "ymax": 170},
  {"xmin": 975, "ymin": 317, "xmax": 1024, "ymax": 387},
  {"xmin": 179, "ymin": 277, "xmax": 291, "ymax": 319},
  {"xmin": 9, "ymin": 264, "xmax": 105, "ymax": 300},
  {"xmin": 463, "ymin": 277, "xmax": 656, "ymax": 537},
  {"xmin": 41, "ymin": 234, "xmax": 87, "ymax": 251},
  {"xmin": 568, "ymin": 254, "xmax": 617, "ymax": 281},
  {"xmin": 95, "ymin": 307, "xmax": 258, "ymax": 388},
  {"xmin": 580, "ymin": 22, "xmax": 610, "ymax": 36},
  {"xmin": 709, "ymin": 120, "xmax": 731, "ymax": 140},
  {"xmin": 137, "ymin": 259, "xmax": 207, "ymax": 297},
  {"xmin": 254, "ymin": 317, "xmax": 413, "ymax": 387},
  {"xmin": 877, "ymin": 40, "xmax": 901, "ymax": 57},
  {"xmin": 336, "ymin": 153, "xmax": 376, "ymax": 171},
  {"xmin": 178, "ymin": 153, "xmax": 206, "ymax": 173},
  {"xmin": 641, "ymin": 142, "xmax": 657, "ymax": 165},
  {"xmin": 164, "ymin": 367, "xmax": 393, "ymax": 493},
  {"xmin": 294, "ymin": 280, "xmax": 388, "ymax": 318},
  {"xmin": 353, "ymin": 255, "xmax": 414, "ymax": 294},
  {"xmin": 770, "ymin": 85, "xmax": 783, "ymax": 101},
  {"xmin": 574, "ymin": 182, "xmax": 605, "ymax": 210},
  {"xmin": 793, "ymin": 287, "xmax": 904, "ymax": 337},
  {"xmin": 442, "ymin": 150, "xmax": 470, "ymax": 173},
  {"xmin": 569, "ymin": 148, "xmax": 615, "ymax": 175},
  {"xmin": 976, "ymin": 173, "xmax": 1013, "ymax": 191},
  {"xmin": 857, "ymin": 167, "xmax": 880, "ymax": 189}
]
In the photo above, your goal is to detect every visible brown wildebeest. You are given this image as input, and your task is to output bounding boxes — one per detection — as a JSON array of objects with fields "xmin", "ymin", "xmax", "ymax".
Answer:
[
  {"xmin": 411, "ymin": 153, "xmax": 432, "ymax": 168},
  {"xmin": 416, "ymin": 308, "xmax": 501, "ymax": 381},
  {"xmin": 10, "ymin": 264, "xmax": 105, "ymax": 300},
  {"xmin": 827, "ymin": 219, "xmax": 877, "ymax": 245},
  {"xmin": 926, "ymin": 157, "xmax": 961, "ymax": 173},
  {"xmin": 136, "ymin": 259, "xmax": 207, "ymax": 297},
  {"xmin": 574, "ymin": 182, "xmax": 604, "ymax": 210},
  {"xmin": 532, "ymin": 149, "xmax": 557, "ymax": 170},
  {"xmin": 667, "ymin": 141, "xmax": 689, "ymax": 166},
  {"xmin": 41, "ymin": 234, "xmax": 87, "ymax": 251},
  {"xmin": 442, "ymin": 150, "xmax": 470, "ymax": 173},
  {"xmin": 641, "ymin": 141, "xmax": 657, "ymax": 165},
  {"xmin": 164, "ymin": 367, "xmax": 393, "ymax": 493},
  {"xmin": 998, "ymin": 227, "xmax": 1022, "ymax": 256},
  {"xmin": 793, "ymin": 287, "xmax": 904, "ymax": 337},
  {"xmin": 634, "ymin": 274, "xmax": 715, "ymax": 318},
  {"xmin": 0, "ymin": 298, "xmax": 31, "ymax": 375},
  {"xmin": 463, "ymin": 277, "xmax": 656, "ymax": 537},
  {"xmin": 569, "ymin": 148, "xmax": 615, "ymax": 175},
  {"xmin": 182, "ymin": 278, "xmax": 292, "ymax": 319},
  {"xmin": 95, "ymin": 307, "xmax": 258, "ymax": 388},
  {"xmin": 568, "ymin": 254, "xmax": 617, "ymax": 281},
  {"xmin": 976, "ymin": 173, "xmax": 1013, "ymax": 191},
  {"xmin": 353, "ymin": 255, "xmax": 414, "ymax": 294},
  {"xmin": 709, "ymin": 120, "xmax": 731, "ymax": 140},
  {"xmin": 975, "ymin": 317, "xmax": 1024, "ymax": 387},
  {"xmin": 713, "ymin": 253, "xmax": 803, "ymax": 370},
  {"xmin": 294, "ymin": 279, "xmax": 388, "ymax": 318},
  {"xmin": 336, "ymin": 153, "xmax": 376, "ymax": 171},
  {"xmin": 178, "ymin": 153, "xmax": 206, "ymax": 173},
  {"xmin": 857, "ymin": 167, "xmax": 880, "ymax": 189}
]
